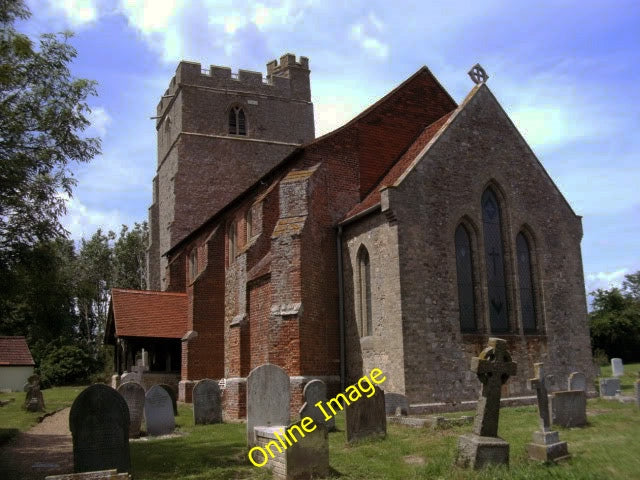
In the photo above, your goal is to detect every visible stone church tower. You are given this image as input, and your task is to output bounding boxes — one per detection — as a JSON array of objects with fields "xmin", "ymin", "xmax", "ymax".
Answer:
[{"xmin": 147, "ymin": 54, "xmax": 315, "ymax": 290}]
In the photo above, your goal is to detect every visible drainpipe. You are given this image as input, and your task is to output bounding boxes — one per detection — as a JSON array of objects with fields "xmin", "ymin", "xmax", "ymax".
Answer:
[{"xmin": 336, "ymin": 225, "xmax": 346, "ymax": 392}]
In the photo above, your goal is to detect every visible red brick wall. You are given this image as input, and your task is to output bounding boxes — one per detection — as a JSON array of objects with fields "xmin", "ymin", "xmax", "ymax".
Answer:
[{"xmin": 249, "ymin": 276, "xmax": 270, "ymax": 370}]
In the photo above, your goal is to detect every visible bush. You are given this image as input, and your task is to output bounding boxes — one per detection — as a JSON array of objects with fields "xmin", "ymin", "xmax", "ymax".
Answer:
[{"xmin": 38, "ymin": 345, "xmax": 96, "ymax": 386}]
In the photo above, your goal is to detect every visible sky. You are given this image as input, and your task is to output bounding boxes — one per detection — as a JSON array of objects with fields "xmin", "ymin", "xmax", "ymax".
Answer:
[{"xmin": 19, "ymin": 0, "xmax": 640, "ymax": 304}]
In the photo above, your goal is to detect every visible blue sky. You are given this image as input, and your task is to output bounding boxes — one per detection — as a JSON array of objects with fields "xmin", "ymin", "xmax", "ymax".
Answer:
[{"xmin": 21, "ymin": 0, "xmax": 639, "ymax": 302}]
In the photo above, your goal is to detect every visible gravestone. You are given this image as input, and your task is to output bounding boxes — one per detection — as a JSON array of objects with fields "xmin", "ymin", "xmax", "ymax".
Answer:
[
  {"xmin": 456, "ymin": 337, "xmax": 517, "ymax": 469},
  {"xmin": 247, "ymin": 364, "xmax": 290, "ymax": 446},
  {"xmin": 158, "ymin": 384, "xmax": 178, "ymax": 416},
  {"xmin": 345, "ymin": 385, "xmax": 386, "ymax": 443},
  {"xmin": 69, "ymin": 384, "xmax": 130, "ymax": 473},
  {"xmin": 567, "ymin": 371, "xmax": 586, "ymax": 392},
  {"xmin": 193, "ymin": 379, "xmax": 222, "ymax": 425},
  {"xmin": 299, "ymin": 379, "xmax": 335, "ymax": 431},
  {"xmin": 526, "ymin": 363, "xmax": 570, "ymax": 462},
  {"xmin": 119, "ymin": 372, "xmax": 137, "ymax": 384},
  {"xmin": 384, "ymin": 392, "xmax": 409, "ymax": 416},
  {"xmin": 550, "ymin": 390, "xmax": 587, "ymax": 428},
  {"xmin": 144, "ymin": 385, "xmax": 175, "ymax": 436},
  {"xmin": 599, "ymin": 378, "xmax": 620, "ymax": 396},
  {"xmin": 253, "ymin": 422, "xmax": 329, "ymax": 479},
  {"xmin": 117, "ymin": 382, "xmax": 145, "ymax": 437},
  {"xmin": 24, "ymin": 375, "xmax": 45, "ymax": 412},
  {"xmin": 611, "ymin": 358, "xmax": 624, "ymax": 377}
]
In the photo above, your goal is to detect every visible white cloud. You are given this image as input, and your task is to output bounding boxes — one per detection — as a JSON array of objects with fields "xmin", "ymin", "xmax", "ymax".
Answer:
[
  {"xmin": 314, "ymin": 96, "xmax": 362, "ymax": 137},
  {"xmin": 119, "ymin": 0, "xmax": 180, "ymax": 32},
  {"xmin": 60, "ymin": 193, "xmax": 129, "ymax": 241},
  {"xmin": 87, "ymin": 106, "xmax": 112, "ymax": 137},
  {"xmin": 349, "ymin": 17, "xmax": 389, "ymax": 59},
  {"xmin": 586, "ymin": 268, "xmax": 628, "ymax": 293},
  {"xmin": 46, "ymin": 0, "xmax": 99, "ymax": 26}
]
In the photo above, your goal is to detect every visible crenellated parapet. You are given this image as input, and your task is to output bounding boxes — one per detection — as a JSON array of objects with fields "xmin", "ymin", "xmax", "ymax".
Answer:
[{"xmin": 156, "ymin": 53, "xmax": 311, "ymax": 120}]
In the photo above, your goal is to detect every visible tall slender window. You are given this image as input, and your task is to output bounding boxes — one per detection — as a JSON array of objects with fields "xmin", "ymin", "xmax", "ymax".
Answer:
[
  {"xmin": 229, "ymin": 106, "xmax": 246, "ymax": 135},
  {"xmin": 455, "ymin": 224, "xmax": 476, "ymax": 331},
  {"xmin": 189, "ymin": 248, "xmax": 198, "ymax": 282},
  {"xmin": 228, "ymin": 222, "xmax": 236, "ymax": 264},
  {"xmin": 482, "ymin": 188, "xmax": 509, "ymax": 332},
  {"xmin": 516, "ymin": 233, "xmax": 537, "ymax": 332},
  {"xmin": 357, "ymin": 246, "xmax": 372, "ymax": 337}
]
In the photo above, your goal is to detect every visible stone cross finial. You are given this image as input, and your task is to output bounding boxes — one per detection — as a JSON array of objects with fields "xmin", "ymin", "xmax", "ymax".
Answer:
[
  {"xmin": 470, "ymin": 337, "xmax": 517, "ymax": 437},
  {"xmin": 528, "ymin": 363, "xmax": 551, "ymax": 432},
  {"xmin": 468, "ymin": 64, "xmax": 489, "ymax": 85}
]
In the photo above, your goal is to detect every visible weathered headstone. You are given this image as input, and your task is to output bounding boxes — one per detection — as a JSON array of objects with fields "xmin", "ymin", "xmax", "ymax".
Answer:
[
  {"xmin": 119, "ymin": 372, "xmax": 137, "ymax": 384},
  {"xmin": 456, "ymin": 337, "xmax": 517, "ymax": 469},
  {"xmin": 158, "ymin": 384, "xmax": 178, "ymax": 416},
  {"xmin": 193, "ymin": 379, "xmax": 222, "ymax": 425},
  {"xmin": 599, "ymin": 377, "xmax": 620, "ymax": 396},
  {"xmin": 567, "ymin": 371, "xmax": 586, "ymax": 392},
  {"xmin": 117, "ymin": 382, "xmax": 145, "ymax": 437},
  {"xmin": 253, "ymin": 422, "xmax": 329, "ymax": 479},
  {"xmin": 550, "ymin": 390, "xmax": 587, "ymax": 428},
  {"xmin": 144, "ymin": 385, "xmax": 175, "ymax": 436},
  {"xmin": 345, "ymin": 385, "xmax": 386, "ymax": 443},
  {"xmin": 384, "ymin": 392, "xmax": 409, "ymax": 416},
  {"xmin": 526, "ymin": 363, "xmax": 570, "ymax": 462},
  {"xmin": 24, "ymin": 375, "xmax": 45, "ymax": 412},
  {"xmin": 299, "ymin": 379, "xmax": 335, "ymax": 431},
  {"xmin": 69, "ymin": 384, "xmax": 130, "ymax": 473},
  {"xmin": 611, "ymin": 358, "xmax": 624, "ymax": 377},
  {"xmin": 247, "ymin": 364, "xmax": 290, "ymax": 446}
]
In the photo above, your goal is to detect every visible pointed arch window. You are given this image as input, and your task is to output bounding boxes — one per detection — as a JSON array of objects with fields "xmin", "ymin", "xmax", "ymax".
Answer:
[
  {"xmin": 228, "ymin": 221, "xmax": 237, "ymax": 264},
  {"xmin": 482, "ymin": 188, "xmax": 509, "ymax": 332},
  {"xmin": 455, "ymin": 224, "xmax": 476, "ymax": 332},
  {"xmin": 357, "ymin": 246, "xmax": 372, "ymax": 337},
  {"xmin": 516, "ymin": 232, "xmax": 537, "ymax": 332},
  {"xmin": 229, "ymin": 106, "xmax": 246, "ymax": 135}
]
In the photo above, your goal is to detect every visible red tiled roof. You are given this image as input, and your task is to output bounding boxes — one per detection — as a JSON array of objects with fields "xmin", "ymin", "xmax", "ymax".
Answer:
[
  {"xmin": 0, "ymin": 336, "xmax": 35, "ymax": 366},
  {"xmin": 110, "ymin": 288, "xmax": 187, "ymax": 339},
  {"xmin": 343, "ymin": 111, "xmax": 454, "ymax": 221}
]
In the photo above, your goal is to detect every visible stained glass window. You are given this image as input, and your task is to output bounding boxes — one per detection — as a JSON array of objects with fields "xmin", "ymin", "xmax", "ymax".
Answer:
[
  {"xmin": 482, "ymin": 189, "xmax": 509, "ymax": 332},
  {"xmin": 357, "ymin": 247, "xmax": 372, "ymax": 337},
  {"xmin": 517, "ymin": 233, "xmax": 537, "ymax": 332},
  {"xmin": 455, "ymin": 225, "xmax": 476, "ymax": 331}
]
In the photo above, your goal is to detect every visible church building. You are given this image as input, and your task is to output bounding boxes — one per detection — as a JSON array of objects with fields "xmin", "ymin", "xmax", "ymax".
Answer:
[{"xmin": 107, "ymin": 54, "xmax": 594, "ymax": 416}]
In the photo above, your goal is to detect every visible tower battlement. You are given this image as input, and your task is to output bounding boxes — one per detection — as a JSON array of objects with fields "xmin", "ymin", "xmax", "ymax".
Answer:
[{"xmin": 157, "ymin": 53, "xmax": 311, "ymax": 118}]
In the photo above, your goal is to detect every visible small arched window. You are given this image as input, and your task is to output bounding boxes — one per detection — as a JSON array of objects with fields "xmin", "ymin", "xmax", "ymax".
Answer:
[
  {"xmin": 455, "ymin": 224, "xmax": 476, "ymax": 332},
  {"xmin": 482, "ymin": 188, "xmax": 509, "ymax": 332},
  {"xmin": 516, "ymin": 232, "xmax": 537, "ymax": 332},
  {"xmin": 229, "ymin": 106, "xmax": 246, "ymax": 135},
  {"xmin": 357, "ymin": 246, "xmax": 372, "ymax": 337}
]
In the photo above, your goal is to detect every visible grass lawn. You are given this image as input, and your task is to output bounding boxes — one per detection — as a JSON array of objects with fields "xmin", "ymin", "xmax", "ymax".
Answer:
[
  {"xmin": 0, "ymin": 385, "xmax": 84, "ymax": 444},
  {"xmin": 131, "ymin": 366, "xmax": 640, "ymax": 480}
]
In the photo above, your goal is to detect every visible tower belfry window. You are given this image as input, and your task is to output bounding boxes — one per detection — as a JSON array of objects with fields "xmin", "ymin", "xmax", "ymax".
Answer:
[{"xmin": 229, "ymin": 106, "xmax": 246, "ymax": 135}]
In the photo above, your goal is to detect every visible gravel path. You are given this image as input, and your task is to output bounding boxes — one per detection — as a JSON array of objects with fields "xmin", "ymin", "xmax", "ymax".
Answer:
[{"xmin": 0, "ymin": 407, "xmax": 73, "ymax": 480}]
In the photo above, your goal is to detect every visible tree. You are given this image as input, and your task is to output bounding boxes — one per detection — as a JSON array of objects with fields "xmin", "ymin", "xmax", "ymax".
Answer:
[
  {"xmin": 589, "ymin": 271, "xmax": 640, "ymax": 363},
  {"xmin": 113, "ymin": 222, "xmax": 149, "ymax": 290},
  {"xmin": 0, "ymin": 0, "xmax": 100, "ymax": 268}
]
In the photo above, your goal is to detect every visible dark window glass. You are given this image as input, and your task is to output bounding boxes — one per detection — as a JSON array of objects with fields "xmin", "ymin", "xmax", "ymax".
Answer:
[
  {"xmin": 238, "ymin": 108, "xmax": 246, "ymax": 135},
  {"xmin": 482, "ymin": 189, "xmax": 509, "ymax": 332},
  {"xmin": 517, "ymin": 233, "xmax": 537, "ymax": 332},
  {"xmin": 229, "ymin": 108, "xmax": 237, "ymax": 134},
  {"xmin": 455, "ymin": 225, "xmax": 476, "ymax": 331}
]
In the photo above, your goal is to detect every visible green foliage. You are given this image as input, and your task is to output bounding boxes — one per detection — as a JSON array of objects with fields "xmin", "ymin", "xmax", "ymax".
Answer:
[
  {"xmin": 38, "ymin": 344, "xmax": 96, "ymax": 386},
  {"xmin": 113, "ymin": 222, "xmax": 149, "ymax": 290},
  {"xmin": 0, "ymin": 0, "xmax": 100, "ymax": 268},
  {"xmin": 589, "ymin": 271, "xmax": 640, "ymax": 362}
]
